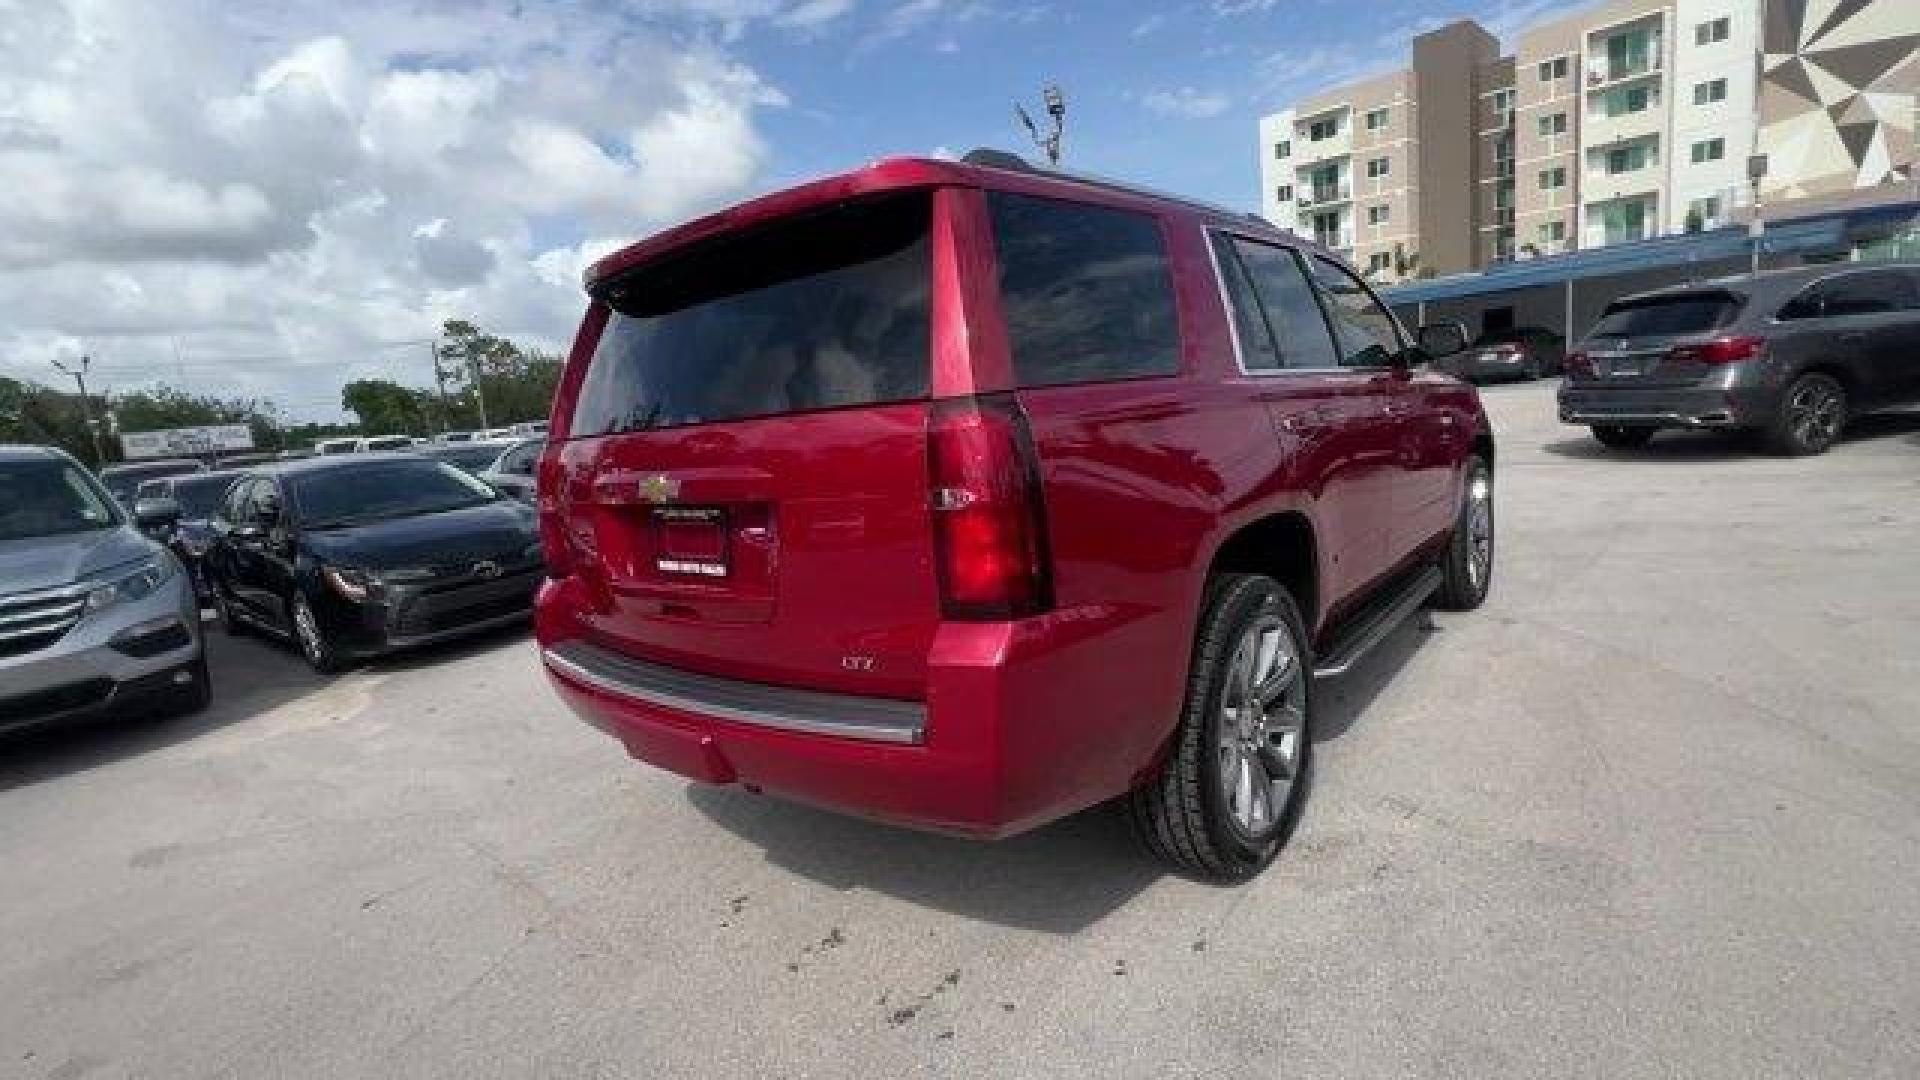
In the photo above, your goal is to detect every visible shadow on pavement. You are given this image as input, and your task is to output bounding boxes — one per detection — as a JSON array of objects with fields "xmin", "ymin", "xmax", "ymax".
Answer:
[
  {"xmin": 1311, "ymin": 609, "xmax": 1433, "ymax": 743},
  {"xmin": 1545, "ymin": 410, "xmax": 1920, "ymax": 462},
  {"xmin": 0, "ymin": 621, "xmax": 330, "ymax": 792},
  {"xmin": 688, "ymin": 785, "xmax": 1163, "ymax": 934}
]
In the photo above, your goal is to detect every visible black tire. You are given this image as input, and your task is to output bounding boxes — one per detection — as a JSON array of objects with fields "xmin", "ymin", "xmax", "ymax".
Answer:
[
  {"xmin": 1590, "ymin": 424, "xmax": 1655, "ymax": 449},
  {"xmin": 1768, "ymin": 371, "xmax": 1847, "ymax": 456},
  {"xmin": 1433, "ymin": 457, "xmax": 1494, "ymax": 611},
  {"xmin": 1129, "ymin": 574, "xmax": 1312, "ymax": 881},
  {"xmin": 290, "ymin": 591, "xmax": 345, "ymax": 675},
  {"xmin": 169, "ymin": 654, "xmax": 212, "ymax": 716}
]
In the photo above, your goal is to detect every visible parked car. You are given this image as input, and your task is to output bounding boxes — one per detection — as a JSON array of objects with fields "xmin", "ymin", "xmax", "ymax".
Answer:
[
  {"xmin": 132, "ymin": 470, "xmax": 244, "ymax": 601},
  {"xmin": 509, "ymin": 421, "xmax": 549, "ymax": 437},
  {"xmin": 1441, "ymin": 325, "xmax": 1565, "ymax": 383},
  {"xmin": 479, "ymin": 437, "xmax": 543, "ymax": 503},
  {"xmin": 438, "ymin": 431, "xmax": 477, "ymax": 444},
  {"xmin": 1, "ymin": 445, "xmax": 208, "ymax": 734},
  {"xmin": 98, "ymin": 457, "xmax": 206, "ymax": 509},
  {"xmin": 533, "ymin": 152, "xmax": 1495, "ymax": 880},
  {"xmin": 420, "ymin": 439, "xmax": 515, "ymax": 477},
  {"xmin": 203, "ymin": 454, "xmax": 543, "ymax": 673},
  {"xmin": 1561, "ymin": 264, "xmax": 1920, "ymax": 454},
  {"xmin": 354, "ymin": 435, "xmax": 415, "ymax": 453},
  {"xmin": 313, "ymin": 438, "xmax": 359, "ymax": 456}
]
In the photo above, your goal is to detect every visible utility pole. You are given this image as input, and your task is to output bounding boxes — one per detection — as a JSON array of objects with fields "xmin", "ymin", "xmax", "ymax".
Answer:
[
  {"xmin": 1016, "ymin": 84, "xmax": 1067, "ymax": 166},
  {"xmin": 468, "ymin": 347, "xmax": 491, "ymax": 431},
  {"xmin": 1747, "ymin": 153, "xmax": 1769, "ymax": 276},
  {"xmin": 51, "ymin": 354, "xmax": 108, "ymax": 466},
  {"xmin": 430, "ymin": 339, "xmax": 453, "ymax": 434}
]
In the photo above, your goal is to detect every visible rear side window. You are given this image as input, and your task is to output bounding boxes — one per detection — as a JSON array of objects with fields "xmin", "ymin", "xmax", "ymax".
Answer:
[
  {"xmin": 1592, "ymin": 293, "xmax": 1740, "ymax": 336},
  {"xmin": 1308, "ymin": 257, "xmax": 1403, "ymax": 368},
  {"xmin": 1216, "ymin": 236, "xmax": 1341, "ymax": 370},
  {"xmin": 1781, "ymin": 270, "xmax": 1919, "ymax": 320},
  {"xmin": 572, "ymin": 193, "xmax": 933, "ymax": 435},
  {"xmin": 988, "ymin": 192, "xmax": 1179, "ymax": 387}
]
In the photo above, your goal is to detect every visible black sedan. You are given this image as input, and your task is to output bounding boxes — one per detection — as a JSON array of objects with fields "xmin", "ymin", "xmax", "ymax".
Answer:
[
  {"xmin": 132, "ymin": 470, "xmax": 246, "ymax": 601},
  {"xmin": 202, "ymin": 455, "xmax": 543, "ymax": 673}
]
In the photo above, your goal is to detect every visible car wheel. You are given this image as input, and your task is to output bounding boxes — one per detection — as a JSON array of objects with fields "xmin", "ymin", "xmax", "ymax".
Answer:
[
  {"xmin": 1590, "ymin": 425, "xmax": 1655, "ymax": 449},
  {"xmin": 169, "ymin": 654, "xmax": 212, "ymax": 717},
  {"xmin": 291, "ymin": 592, "xmax": 344, "ymax": 675},
  {"xmin": 213, "ymin": 584, "xmax": 248, "ymax": 637},
  {"xmin": 1433, "ymin": 456, "xmax": 1493, "ymax": 611},
  {"xmin": 1130, "ymin": 574, "xmax": 1311, "ymax": 881},
  {"xmin": 1769, "ymin": 372, "xmax": 1847, "ymax": 456}
]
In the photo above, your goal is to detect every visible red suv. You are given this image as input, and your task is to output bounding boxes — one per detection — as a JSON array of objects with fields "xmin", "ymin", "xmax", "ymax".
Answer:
[{"xmin": 534, "ymin": 152, "xmax": 1494, "ymax": 879}]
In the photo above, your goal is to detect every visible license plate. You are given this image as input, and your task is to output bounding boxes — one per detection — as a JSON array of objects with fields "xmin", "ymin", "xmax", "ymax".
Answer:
[
  {"xmin": 653, "ymin": 507, "xmax": 728, "ymax": 577},
  {"xmin": 1603, "ymin": 357, "xmax": 1643, "ymax": 377}
]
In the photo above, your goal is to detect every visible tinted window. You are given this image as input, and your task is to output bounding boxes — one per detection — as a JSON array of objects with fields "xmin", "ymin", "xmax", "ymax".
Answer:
[
  {"xmin": 171, "ymin": 474, "xmax": 240, "ymax": 519},
  {"xmin": 0, "ymin": 460, "xmax": 117, "ymax": 541},
  {"xmin": 290, "ymin": 460, "xmax": 497, "ymax": 529},
  {"xmin": 573, "ymin": 193, "xmax": 932, "ymax": 436},
  {"xmin": 1787, "ymin": 270, "xmax": 1920, "ymax": 319},
  {"xmin": 1230, "ymin": 239, "xmax": 1342, "ymax": 370},
  {"xmin": 1209, "ymin": 234, "xmax": 1281, "ymax": 370},
  {"xmin": 1592, "ymin": 293, "xmax": 1740, "ymax": 336},
  {"xmin": 1309, "ymin": 257, "xmax": 1402, "ymax": 367},
  {"xmin": 989, "ymin": 192, "xmax": 1180, "ymax": 387},
  {"xmin": 425, "ymin": 443, "xmax": 509, "ymax": 474}
]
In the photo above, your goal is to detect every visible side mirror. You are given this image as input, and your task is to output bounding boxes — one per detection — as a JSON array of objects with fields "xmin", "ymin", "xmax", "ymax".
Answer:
[
  {"xmin": 1416, "ymin": 322, "xmax": 1469, "ymax": 357},
  {"xmin": 134, "ymin": 497, "xmax": 181, "ymax": 532}
]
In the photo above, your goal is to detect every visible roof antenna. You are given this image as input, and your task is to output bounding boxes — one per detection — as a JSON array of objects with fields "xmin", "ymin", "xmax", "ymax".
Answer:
[{"xmin": 1015, "ymin": 84, "xmax": 1066, "ymax": 166}]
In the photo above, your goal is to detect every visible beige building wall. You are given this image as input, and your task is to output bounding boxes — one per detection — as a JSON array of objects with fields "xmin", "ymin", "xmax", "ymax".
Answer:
[
  {"xmin": 1291, "ymin": 68, "xmax": 1418, "ymax": 278},
  {"xmin": 1512, "ymin": 6, "xmax": 1595, "ymax": 256},
  {"xmin": 1757, "ymin": 0, "xmax": 1920, "ymax": 203},
  {"xmin": 1413, "ymin": 22, "xmax": 1502, "ymax": 277},
  {"xmin": 1474, "ymin": 57, "xmax": 1517, "ymax": 265}
]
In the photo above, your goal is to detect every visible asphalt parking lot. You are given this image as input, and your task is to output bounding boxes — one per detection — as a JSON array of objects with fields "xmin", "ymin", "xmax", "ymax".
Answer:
[{"xmin": 3, "ymin": 379, "xmax": 1918, "ymax": 1080}]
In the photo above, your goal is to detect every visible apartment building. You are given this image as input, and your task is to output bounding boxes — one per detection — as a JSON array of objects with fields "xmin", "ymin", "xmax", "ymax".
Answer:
[{"xmin": 1256, "ymin": 0, "xmax": 1919, "ymax": 281}]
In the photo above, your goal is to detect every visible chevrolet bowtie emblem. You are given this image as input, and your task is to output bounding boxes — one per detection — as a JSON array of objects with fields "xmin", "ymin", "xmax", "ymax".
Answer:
[{"xmin": 640, "ymin": 474, "xmax": 679, "ymax": 503}]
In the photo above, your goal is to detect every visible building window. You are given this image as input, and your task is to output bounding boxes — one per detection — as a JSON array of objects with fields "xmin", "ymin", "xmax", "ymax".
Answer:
[
  {"xmin": 1274, "ymin": 140, "xmax": 1291, "ymax": 159},
  {"xmin": 1604, "ymin": 29, "xmax": 1655, "ymax": 80},
  {"xmin": 1368, "ymin": 251, "xmax": 1392, "ymax": 275},
  {"xmin": 1364, "ymin": 107, "xmax": 1390, "ymax": 131},
  {"xmin": 1688, "ymin": 196, "xmax": 1722, "ymax": 226},
  {"xmin": 1492, "ymin": 88, "xmax": 1514, "ymax": 113},
  {"xmin": 1366, "ymin": 156, "xmax": 1390, "ymax": 178},
  {"xmin": 1367, "ymin": 205, "xmax": 1390, "ymax": 226},
  {"xmin": 1606, "ymin": 143, "xmax": 1651, "ymax": 173},
  {"xmin": 1537, "ymin": 55, "xmax": 1569, "ymax": 82},
  {"xmin": 1308, "ymin": 118, "xmax": 1339, "ymax": 141},
  {"xmin": 1538, "ymin": 166, "xmax": 1567, "ymax": 190},
  {"xmin": 1538, "ymin": 220, "xmax": 1567, "ymax": 245},
  {"xmin": 1695, "ymin": 17, "xmax": 1730, "ymax": 45},
  {"xmin": 1602, "ymin": 83, "xmax": 1653, "ymax": 117},
  {"xmin": 1537, "ymin": 112, "xmax": 1567, "ymax": 137},
  {"xmin": 1693, "ymin": 78, "xmax": 1727, "ymax": 105},
  {"xmin": 1596, "ymin": 199, "xmax": 1650, "ymax": 244},
  {"xmin": 1692, "ymin": 138, "xmax": 1725, "ymax": 163},
  {"xmin": 1276, "ymin": 184, "xmax": 1293, "ymax": 203}
]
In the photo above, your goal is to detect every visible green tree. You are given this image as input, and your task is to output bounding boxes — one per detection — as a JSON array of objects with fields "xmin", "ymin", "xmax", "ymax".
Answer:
[
  {"xmin": 434, "ymin": 319, "xmax": 558, "ymax": 429},
  {"xmin": 341, "ymin": 379, "xmax": 432, "ymax": 436}
]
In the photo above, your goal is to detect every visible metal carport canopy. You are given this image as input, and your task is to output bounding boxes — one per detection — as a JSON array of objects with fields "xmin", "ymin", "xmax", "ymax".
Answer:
[{"xmin": 1380, "ymin": 217, "xmax": 1851, "ymax": 307}]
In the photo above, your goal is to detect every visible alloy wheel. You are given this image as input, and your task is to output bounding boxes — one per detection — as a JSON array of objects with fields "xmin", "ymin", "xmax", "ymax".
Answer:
[
  {"xmin": 1216, "ymin": 614, "xmax": 1307, "ymax": 835},
  {"xmin": 1788, "ymin": 380, "xmax": 1844, "ymax": 450},
  {"xmin": 1466, "ymin": 471, "xmax": 1493, "ymax": 592},
  {"xmin": 293, "ymin": 597, "xmax": 325, "ymax": 664}
]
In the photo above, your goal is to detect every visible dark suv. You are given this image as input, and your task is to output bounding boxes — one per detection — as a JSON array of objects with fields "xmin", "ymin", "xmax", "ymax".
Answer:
[
  {"xmin": 1560, "ymin": 263, "xmax": 1920, "ymax": 454},
  {"xmin": 533, "ymin": 152, "xmax": 1495, "ymax": 879}
]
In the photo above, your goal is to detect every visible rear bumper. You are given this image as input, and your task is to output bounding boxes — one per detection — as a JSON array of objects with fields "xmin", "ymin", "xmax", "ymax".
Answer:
[
  {"xmin": 1558, "ymin": 382, "xmax": 1774, "ymax": 429},
  {"xmin": 537, "ymin": 584, "xmax": 1180, "ymax": 839}
]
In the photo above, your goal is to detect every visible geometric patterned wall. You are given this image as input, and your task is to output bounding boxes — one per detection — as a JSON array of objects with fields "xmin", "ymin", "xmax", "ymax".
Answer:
[{"xmin": 1759, "ymin": 0, "xmax": 1920, "ymax": 200}]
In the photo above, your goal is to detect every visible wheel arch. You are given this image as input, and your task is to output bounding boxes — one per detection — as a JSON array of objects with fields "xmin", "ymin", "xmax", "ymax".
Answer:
[{"xmin": 1203, "ymin": 510, "xmax": 1320, "ymax": 638}]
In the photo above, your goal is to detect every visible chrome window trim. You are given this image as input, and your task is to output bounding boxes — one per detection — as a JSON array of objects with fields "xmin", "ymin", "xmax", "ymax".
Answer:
[{"xmin": 1201, "ymin": 224, "xmax": 1394, "ymax": 378}]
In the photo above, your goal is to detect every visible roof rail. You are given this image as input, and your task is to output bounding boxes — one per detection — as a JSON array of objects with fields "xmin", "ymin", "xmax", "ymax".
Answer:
[{"xmin": 958, "ymin": 146, "xmax": 1264, "ymax": 226}]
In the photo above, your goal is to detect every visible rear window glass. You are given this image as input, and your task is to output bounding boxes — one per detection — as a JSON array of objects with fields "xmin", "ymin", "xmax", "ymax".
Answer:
[
  {"xmin": 291, "ymin": 460, "xmax": 498, "ymax": 529},
  {"xmin": 1591, "ymin": 294, "xmax": 1740, "ymax": 337},
  {"xmin": 988, "ymin": 192, "xmax": 1180, "ymax": 387},
  {"xmin": 572, "ymin": 193, "xmax": 932, "ymax": 435}
]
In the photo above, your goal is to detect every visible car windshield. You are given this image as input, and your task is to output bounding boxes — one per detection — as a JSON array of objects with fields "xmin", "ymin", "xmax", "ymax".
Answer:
[
  {"xmin": 102, "ymin": 461, "xmax": 200, "ymax": 504},
  {"xmin": 1591, "ymin": 294, "xmax": 1740, "ymax": 337},
  {"xmin": 0, "ymin": 459, "xmax": 119, "ymax": 541},
  {"xmin": 425, "ymin": 444, "xmax": 507, "ymax": 473},
  {"xmin": 170, "ymin": 473, "xmax": 240, "ymax": 519},
  {"xmin": 291, "ymin": 459, "xmax": 498, "ymax": 529}
]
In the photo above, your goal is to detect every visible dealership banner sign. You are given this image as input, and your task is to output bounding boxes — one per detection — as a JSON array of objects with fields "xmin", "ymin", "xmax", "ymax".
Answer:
[{"xmin": 120, "ymin": 424, "xmax": 254, "ymax": 460}]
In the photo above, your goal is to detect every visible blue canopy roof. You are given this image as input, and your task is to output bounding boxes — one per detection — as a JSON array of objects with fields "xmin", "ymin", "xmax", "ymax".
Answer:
[{"xmin": 1382, "ymin": 200, "xmax": 1918, "ymax": 306}]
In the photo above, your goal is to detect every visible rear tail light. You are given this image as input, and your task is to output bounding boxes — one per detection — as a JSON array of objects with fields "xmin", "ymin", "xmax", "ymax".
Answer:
[
  {"xmin": 536, "ymin": 453, "xmax": 576, "ymax": 579},
  {"xmin": 1565, "ymin": 350, "xmax": 1592, "ymax": 376},
  {"xmin": 1670, "ymin": 335, "xmax": 1765, "ymax": 365},
  {"xmin": 927, "ymin": 394, "xmax": 1053, "ymax": 621}
]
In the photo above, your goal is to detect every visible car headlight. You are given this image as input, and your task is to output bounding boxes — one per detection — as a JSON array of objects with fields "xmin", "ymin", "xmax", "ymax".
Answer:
[
  {"xmin": 82, "ymin": 554, "xmax": 176, "ymax": 616},
  {"xmin": 320, "ymin": 565, "xmax": 378, "ymax": 603}
]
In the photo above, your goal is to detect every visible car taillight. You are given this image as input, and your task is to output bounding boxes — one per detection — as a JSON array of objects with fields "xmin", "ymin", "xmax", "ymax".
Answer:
[
  {"xmin": 536, "ymin": 454, "xmax": 576, "ymax": 579},
  {"xmin": 1670, "ymin": 335, "xmax": 1765, "ymax": 365},
  {"xmin": 1565, "ymin": 350, "xmax": 1592, "ymax": 375},
  {"xmin": 927, "ymin": 394, "xmax": 1053, "ymax": 621}
]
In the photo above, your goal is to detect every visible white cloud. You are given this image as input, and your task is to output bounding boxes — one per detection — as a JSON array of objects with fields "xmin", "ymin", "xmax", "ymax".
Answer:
[
  {"xmin": 0, "ymin": 0, "xmax": 788, "ymax": 419},
  {"xmin": 1142, "ymin": 87, "xmax": 1232, "ymax": 119},
  {"xmin": 1131, "ymin": 13, "xmax": 1166, "ymax": 38}
]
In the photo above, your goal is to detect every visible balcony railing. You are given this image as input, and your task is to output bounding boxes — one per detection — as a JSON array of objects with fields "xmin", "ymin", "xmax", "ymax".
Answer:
[
  {"xmin": 1296, "ymin": 183, "xmax": 1352, "ymax": 208},
  {"xmin": 1587, "ymin": 51, "xmax": 1662, "ymax": 87}
]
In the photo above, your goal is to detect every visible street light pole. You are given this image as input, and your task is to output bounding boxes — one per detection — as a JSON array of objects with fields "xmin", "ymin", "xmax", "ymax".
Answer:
[{"xmin": 51, "ymin": 354, "xmax": 108, "ymax": 466}]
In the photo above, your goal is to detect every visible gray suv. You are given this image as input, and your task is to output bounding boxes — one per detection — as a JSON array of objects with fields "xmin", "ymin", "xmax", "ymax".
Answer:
[
  {"xmin": 1, "ymin": 445, "xmax": 208, "ymax": 734},
  {"xmin": 1559, "ymin": 263, "xmax": 1920, "ymax": 455}
]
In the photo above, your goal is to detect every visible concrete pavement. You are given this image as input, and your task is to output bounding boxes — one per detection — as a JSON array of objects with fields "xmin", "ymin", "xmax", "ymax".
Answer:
[{"xmin": 3, "ymin": 381, "xmax": 1917, "ymax": 1079}]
